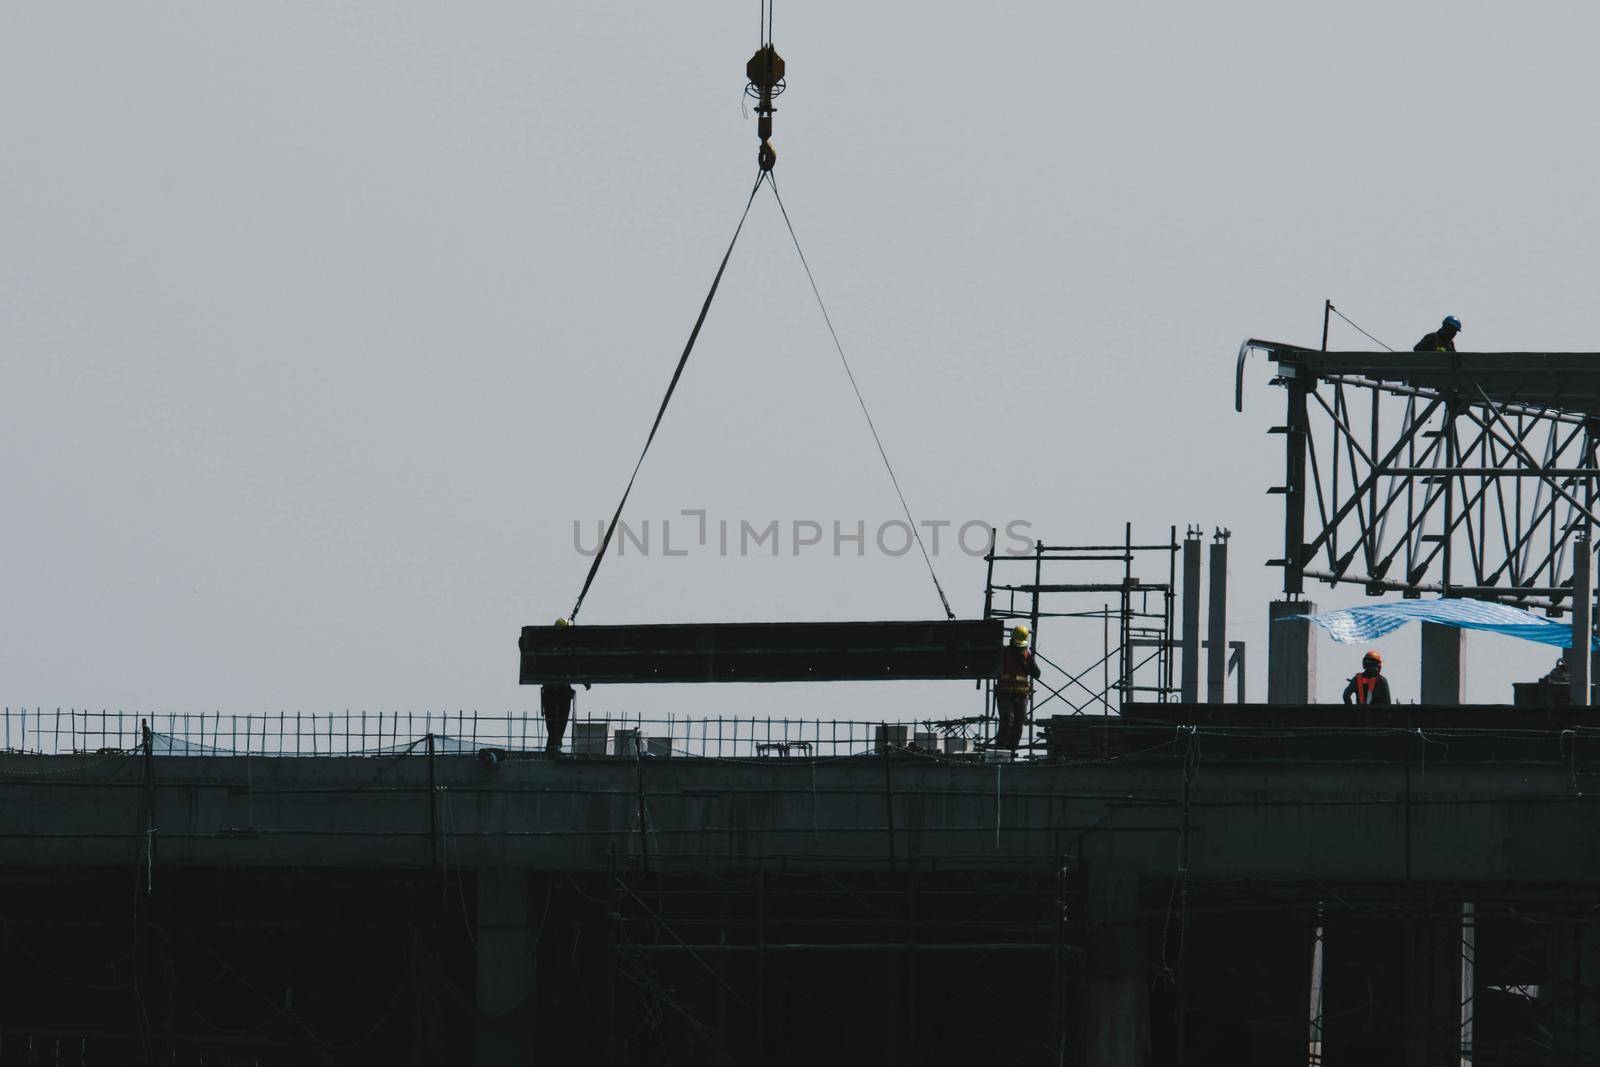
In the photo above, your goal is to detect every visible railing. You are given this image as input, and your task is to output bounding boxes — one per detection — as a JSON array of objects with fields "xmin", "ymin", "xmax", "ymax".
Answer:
[{"xmin": 0, "ymin": 708, "xmax": 991, "ymax": 760}]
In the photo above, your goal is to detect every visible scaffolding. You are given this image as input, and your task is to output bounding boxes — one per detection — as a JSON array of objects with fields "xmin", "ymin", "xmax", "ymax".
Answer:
[{"xmin": 977, "ymin": 524, "xmax": 1179, "ymax": 736}]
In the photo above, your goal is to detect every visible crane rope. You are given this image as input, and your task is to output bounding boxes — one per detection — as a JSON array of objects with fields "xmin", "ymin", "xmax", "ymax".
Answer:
[
  {"xmin": 765, "ymin": 174, "xmax": 956, "ymax": 620},
  {"xmin": 567, "ymin": 3, "xmax": 956, "ymax": 624},
  {"xmin": 568, "ymin": 171, "xmax": 768, "ymax": 623}
]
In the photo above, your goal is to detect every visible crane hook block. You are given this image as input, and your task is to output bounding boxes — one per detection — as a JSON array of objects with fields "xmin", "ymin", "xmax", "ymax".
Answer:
[{"xmin": 746, "ymin": 45, "xmax": 785, "ymax": 171}]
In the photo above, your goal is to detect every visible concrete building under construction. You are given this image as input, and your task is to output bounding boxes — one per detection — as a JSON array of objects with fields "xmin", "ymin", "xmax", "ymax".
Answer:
[{"xmin": 5, "ymin": 345, "xmax": 1600, "ymax": 1065}]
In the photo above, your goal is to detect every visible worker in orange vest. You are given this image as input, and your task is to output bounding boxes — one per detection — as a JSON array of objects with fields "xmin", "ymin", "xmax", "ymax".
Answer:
[
  {"xmin": 996, "ymin": 624, "xmax": 1042, "ymax": 749},
  {"xmin": 1342, "ymin": 649, "xmax": 1392, "ymax": 705}
]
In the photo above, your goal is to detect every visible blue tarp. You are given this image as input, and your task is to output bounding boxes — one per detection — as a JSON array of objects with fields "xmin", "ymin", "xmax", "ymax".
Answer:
[{"xmin": 1291, "ymin": 598, "xmax": 1600, "ymax": 651}]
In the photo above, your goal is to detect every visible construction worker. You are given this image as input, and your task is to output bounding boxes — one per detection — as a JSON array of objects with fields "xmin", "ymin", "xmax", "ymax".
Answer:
[
  {"xmin": 1342, "ymin": 649, "xmax": 1392, "ymax": 706},
  {"xmin": 541, "ymin": 618, "xmax": 588, "ymax": 754},
  {"xmin": 1413, "ymin": 315, "xmax": 1462, "ymax": 353},
  {"xmin": 995, "ymin": 624, "xmax": 1042, "ymax": 750}
]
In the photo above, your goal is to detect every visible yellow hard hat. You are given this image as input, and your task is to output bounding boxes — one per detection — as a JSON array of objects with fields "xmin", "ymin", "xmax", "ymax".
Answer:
[
  {"xmin": 554, "ymin": 617, "xmax": 571, "ymax": 628},
  {"xmin": 1010, "ymin": 624, "xmax": 1030, "ymax": 646}
]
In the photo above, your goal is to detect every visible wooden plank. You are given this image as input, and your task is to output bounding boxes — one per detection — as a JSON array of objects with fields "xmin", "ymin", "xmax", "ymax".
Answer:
[{"xmin": 519, "ymin": 619, "xmax": 1003, "ymax": 684}]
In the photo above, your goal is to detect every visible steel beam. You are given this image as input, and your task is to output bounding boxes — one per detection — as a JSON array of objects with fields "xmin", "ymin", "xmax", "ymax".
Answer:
[{"xmin": 519, "ymin": 619, "xmax": 1003, "ymax": 684}]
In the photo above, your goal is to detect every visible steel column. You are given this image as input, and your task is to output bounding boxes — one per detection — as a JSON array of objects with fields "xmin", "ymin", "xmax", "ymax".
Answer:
[
  {"xmin": 1573, "ymin": 538, "xmax": 1591, "ymax": 707},
  {"xmin": 1207, "ymin": 533, "xmax": 1229, "ymax": 704},
  {"xmin": 1181, "ymin": 531, "xmax": 1202, "ymax": 703}
]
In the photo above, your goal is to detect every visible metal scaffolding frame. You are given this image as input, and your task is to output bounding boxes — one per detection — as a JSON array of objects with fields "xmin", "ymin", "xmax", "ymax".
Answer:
[
  {"xmin": 1242, "ymin": 343, "xmax": 1600, "ymax": 610},
  {"xmin": 978, "ymin": 524, "xmax": 1179, "ymax": 730}
]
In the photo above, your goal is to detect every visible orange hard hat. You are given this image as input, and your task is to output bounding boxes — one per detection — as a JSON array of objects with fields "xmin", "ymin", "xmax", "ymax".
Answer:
[{"xmin": 1363, "ymin": 649, "xmax": 1382, "ymax": 665}]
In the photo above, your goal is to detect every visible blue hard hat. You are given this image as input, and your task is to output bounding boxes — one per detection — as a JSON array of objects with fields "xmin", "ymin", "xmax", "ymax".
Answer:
[{"xmin": 1443, "ymin": 315, "xmax": 1462, "ymax": 332}]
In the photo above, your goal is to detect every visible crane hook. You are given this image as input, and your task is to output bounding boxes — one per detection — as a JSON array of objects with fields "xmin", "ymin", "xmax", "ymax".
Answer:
[{"xmin": 745, "ymin": 45, "xmax": 785, "ymax": 171}]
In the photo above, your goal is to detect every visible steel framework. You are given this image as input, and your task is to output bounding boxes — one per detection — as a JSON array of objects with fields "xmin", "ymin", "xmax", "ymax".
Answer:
[{"xmin": 1240, "ymin": 343, "xmax": 1600, "ymax": 610}]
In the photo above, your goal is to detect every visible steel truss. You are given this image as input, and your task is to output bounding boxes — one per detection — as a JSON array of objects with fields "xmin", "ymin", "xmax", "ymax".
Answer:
[{"xmin": 1245, "ymin": 343, "xmax": 1600, "ymax": 611}]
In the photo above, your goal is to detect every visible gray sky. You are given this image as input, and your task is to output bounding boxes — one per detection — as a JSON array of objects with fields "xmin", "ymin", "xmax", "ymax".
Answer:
[{"xmin": 4, "ymin": 2, "xmax": 1595, "ymax": 721}]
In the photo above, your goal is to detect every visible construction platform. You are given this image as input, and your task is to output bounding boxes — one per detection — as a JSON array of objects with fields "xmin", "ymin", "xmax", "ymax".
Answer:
[{"xmin": 3, "ymin": 704, "xmax": 1598, "ymax": 1064}]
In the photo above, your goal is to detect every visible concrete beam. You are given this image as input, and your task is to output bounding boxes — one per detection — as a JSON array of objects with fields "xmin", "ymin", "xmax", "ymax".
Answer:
[{"xmin": 1267, "ymin": 600, "xmax": 1317, "ymax": 703}]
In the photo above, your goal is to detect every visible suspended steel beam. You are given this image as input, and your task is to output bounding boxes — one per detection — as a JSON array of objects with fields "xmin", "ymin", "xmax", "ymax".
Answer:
[{"xmin": 519, "ymin": 619, "xmax": 1003, "ymax": 684}]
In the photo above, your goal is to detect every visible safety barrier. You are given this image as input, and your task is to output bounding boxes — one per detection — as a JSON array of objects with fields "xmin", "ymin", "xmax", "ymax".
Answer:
[{"xmin": 0, "ymin": 708, "xmax": 993, "ymax": 760}]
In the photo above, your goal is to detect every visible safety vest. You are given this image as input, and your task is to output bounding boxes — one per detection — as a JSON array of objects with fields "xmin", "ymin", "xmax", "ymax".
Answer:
[
  {"xmin": 999, "ymin": 648, "xmax": 1034, "ymax": 695},
  {"xmin": 1351, "ymin": 674, "xmax": 1380, "ymax": 704}
]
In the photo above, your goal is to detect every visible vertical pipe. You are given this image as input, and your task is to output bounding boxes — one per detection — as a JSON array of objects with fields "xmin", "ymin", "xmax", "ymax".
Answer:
[
  {"xmin": 1166, "ymin": 525, "xmax": 1178, "ymax": 701},
  {"xmin": 426, "ymin": 732, "xmax": 439, "ymax": 869},
  {"xmin": 1321, "ymin": 299, "xmax": 1332, "ymax": 351},
  {"xmin": 981, "ymin": 525, "xmax": 997, "ymax": 727},
  {"xmin": 1120, "ymin": 523, "xmax": 1133, "ymax": 708},
  {"xmin": 1102, "ymin": 603, "xmax": 1111, "ymax": 714},
  {"xmin": 1207, "ymin": 533, "xmax": 1229, "ymax": 703},
  {"xmin": 1030, "ymin": 539, "xmax": 1043, "ymax": 738},
  {"xmin": 1572, "ymin": 536, "xmax": 1591, "ymax": 707},
  {"xmin": 981, "ymin": 524, "xmax": 997, "ymax": 619},
  {"xmin": 1181, "ymin": 531, "xmax": 1202, "ymax": 703}
]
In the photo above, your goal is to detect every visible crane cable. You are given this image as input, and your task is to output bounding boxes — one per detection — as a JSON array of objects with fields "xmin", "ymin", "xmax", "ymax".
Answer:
[
  {"xmin": 569, "ymin": 0, "xmax": 955, "ymax": 622},
  {"xmin": 568, "ymin": 170, "xmax": 768, "ymax": 623},
  {"xmin": 766, "ymin": 174, "xmax": 955, "ymax": 620}
]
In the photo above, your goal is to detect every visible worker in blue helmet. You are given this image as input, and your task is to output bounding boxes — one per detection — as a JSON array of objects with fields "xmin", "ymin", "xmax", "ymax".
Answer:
[{"xmin": 1414, "ymin": 315, "xmax": 1462, "ymax": 352}]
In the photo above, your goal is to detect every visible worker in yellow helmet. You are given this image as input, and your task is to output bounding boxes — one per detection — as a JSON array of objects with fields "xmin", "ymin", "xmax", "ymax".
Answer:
[{"xmin": 995, "ymin": 624, "xmax": 1041, "ymax": 750}]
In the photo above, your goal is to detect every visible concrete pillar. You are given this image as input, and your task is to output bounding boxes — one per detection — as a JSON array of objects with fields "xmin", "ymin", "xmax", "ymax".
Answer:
[
  {"xmin": 1419, "ymin": 622, "xmax": 1463, "ymax": 705},
  {"xmin": 1083, "ymin": 865, "xmax": 1148, "ymax": 1066},
  {"xmin": 1268, "ymin": 600, "xmax": 1317, "ymax": 704},
  {"xmin": 476, "ymin": 868, "xmax": 534, "ymax": 1066},
  {"xmin": 1402, "ymin": 905, "xmax": 1463, "ymax": 1066},
  {"xmin": 1206, "ymin": 534, "xmax": 1229, "ymax": 704},
  {"xmin": 1181, "ymin": 533, "xmax": 1202, "ymax": 703}
]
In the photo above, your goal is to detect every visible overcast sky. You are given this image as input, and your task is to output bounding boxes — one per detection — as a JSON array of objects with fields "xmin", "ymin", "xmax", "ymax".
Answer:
[{"xmin": 4, "ymin": 2, "xmax": 1595, "ymax": 723}]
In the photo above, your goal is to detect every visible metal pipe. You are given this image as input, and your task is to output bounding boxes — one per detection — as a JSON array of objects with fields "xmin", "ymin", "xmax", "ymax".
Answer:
[
  {"xmin": 1207, "ymin": 533, "xmax": 1229, "ymax": 703},
  {"xmin": 1181, "ymin": 532, "xmax": 1202, "ymax": 703}
]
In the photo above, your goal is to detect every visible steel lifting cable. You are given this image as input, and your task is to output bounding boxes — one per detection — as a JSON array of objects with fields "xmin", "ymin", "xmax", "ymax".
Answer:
[
  {"xmin": 766, "ymin": 173, "xmax": 956, "ymax": 620},
  {"xmin": 568, "ymin": 171, "xmax": 768, "ymax": 623}
]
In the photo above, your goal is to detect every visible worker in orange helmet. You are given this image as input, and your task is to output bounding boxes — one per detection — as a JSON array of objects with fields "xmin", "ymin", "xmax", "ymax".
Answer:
[
  {"xmin": 1342, "ymin": 649, "xmax": 1392, "ymax": 705},
  {"xmin": 995, "ymin": 624, "xmax": 1042, "ymax": 749}
]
